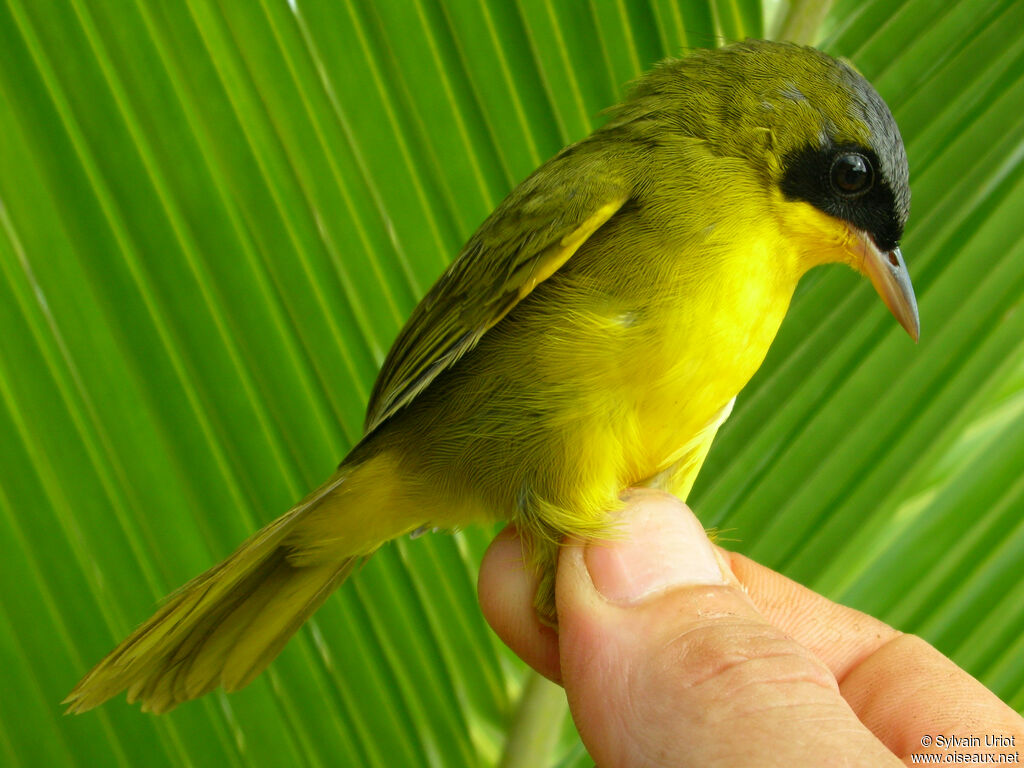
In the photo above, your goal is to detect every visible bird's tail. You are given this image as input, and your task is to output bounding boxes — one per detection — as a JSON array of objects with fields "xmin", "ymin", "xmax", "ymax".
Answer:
[{"xmin": 64, "ymin": 453, "xmax": 419, "ymax": 714}]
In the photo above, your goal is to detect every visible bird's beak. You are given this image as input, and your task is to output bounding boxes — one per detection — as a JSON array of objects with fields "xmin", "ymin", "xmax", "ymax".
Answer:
[{"xmin": 854, "ymin": 230, "xmax": 920, "ymax": 342}]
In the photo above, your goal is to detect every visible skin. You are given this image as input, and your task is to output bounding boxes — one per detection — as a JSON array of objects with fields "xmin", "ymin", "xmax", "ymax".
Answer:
[{"xmin": 479, "ymin": 491, "xmax": 1024, "ymax": 767}]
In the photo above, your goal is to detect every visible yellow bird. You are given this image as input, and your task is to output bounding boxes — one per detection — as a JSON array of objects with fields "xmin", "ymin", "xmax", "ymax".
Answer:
[{"xmin": 66, "ymin": 39, "xmax": 918, "ymax": 714}]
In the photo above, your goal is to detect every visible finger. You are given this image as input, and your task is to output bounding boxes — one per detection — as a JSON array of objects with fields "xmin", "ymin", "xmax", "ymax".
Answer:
[
  {"xmin": 479, "ymin": 512, "xmax": 903, "ymax": 688},
  {"xmin": 842, "ymin": 634, "xmax": 1024, "ymax": 763},
  {"xmin": 727, "ymin": 551, "xmax": 1024, "ymax": 762},
  {"xmin": 478, "ymin": 525, "xmax": 561, "ymax": 682},
  {"xmin": 724, "ymin": 551, "xmax": 899, "ymax": 679},
  {"xmin": 480, "ymin": 499, "xmax": 1024, "ymax": 763},
  {"xmin": 557, "ymin": 490, "xmax": 899, "ymax": 767}
]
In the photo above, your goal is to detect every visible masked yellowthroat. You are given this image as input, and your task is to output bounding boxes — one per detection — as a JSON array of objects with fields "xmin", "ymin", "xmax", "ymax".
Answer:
[{"xmin": 66, "ymin": 39, "xmax": 919, "ymax": 714}]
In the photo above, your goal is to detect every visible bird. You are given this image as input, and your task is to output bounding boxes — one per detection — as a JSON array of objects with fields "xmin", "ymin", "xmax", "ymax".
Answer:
[{"xmin": 65, "ymin": 39, "xmax": 918, "ymax": 715}]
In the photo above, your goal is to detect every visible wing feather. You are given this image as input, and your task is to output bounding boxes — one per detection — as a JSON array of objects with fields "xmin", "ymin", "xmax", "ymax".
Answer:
[{"xmin": 364, "ymin": 144, "xmax": 631, "ymax": 433}]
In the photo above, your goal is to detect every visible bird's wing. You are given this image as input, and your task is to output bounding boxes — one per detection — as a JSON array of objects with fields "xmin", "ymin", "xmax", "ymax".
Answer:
[{"xmin": 364, "ymin": 146, "xmax": 631, "ymax": 433}]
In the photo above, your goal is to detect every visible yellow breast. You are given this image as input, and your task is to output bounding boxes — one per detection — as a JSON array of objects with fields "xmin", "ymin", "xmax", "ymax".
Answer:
[{"xmin": 635, "ymin": 229, "xmax": 800, "ymax": 478}]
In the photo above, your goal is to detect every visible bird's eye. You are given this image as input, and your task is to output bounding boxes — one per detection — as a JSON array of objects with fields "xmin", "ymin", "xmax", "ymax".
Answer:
[{"xmin": 830, "ymin": 152, "xmax": 874, "ymax": 197}]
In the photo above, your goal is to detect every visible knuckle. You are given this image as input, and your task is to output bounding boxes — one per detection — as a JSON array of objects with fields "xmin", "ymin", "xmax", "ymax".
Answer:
[{"xmin": 630, "ymin": 614, "xmax": 838, "ymax": 713}]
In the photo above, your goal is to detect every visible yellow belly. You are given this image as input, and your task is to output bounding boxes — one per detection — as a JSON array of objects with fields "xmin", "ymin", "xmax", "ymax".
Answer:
[
  {"xmin": 524, "ymin": 225, "xmax": 799, "ymax": 495},
  {"xmin": 633, "ymin": 239, "xmax": 797, "ymax": 483},
  {"xmin": 380, "ymin": 182, "xmax": 805, "ymax": 550}
]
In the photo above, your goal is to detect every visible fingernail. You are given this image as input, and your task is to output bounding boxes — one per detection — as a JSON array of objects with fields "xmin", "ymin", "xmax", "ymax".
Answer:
[{"xmin": 586, "ymin": 491, "xmax": 726, "ymax": 603}]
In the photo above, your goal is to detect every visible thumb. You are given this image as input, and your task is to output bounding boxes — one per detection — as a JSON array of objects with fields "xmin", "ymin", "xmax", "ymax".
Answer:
[{"xmin": 555, "ymin": 489, "xmax": 899, "ymax": 768}]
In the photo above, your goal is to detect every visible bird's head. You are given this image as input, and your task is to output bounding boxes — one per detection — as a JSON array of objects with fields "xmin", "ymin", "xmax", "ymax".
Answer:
[{"xmin": 618, "ymin": 39, "xmax": 919, "ymax": 341}]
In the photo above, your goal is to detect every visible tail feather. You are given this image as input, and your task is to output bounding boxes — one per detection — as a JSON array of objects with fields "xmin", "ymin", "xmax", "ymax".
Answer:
[{"xmin": 64, "ymin": 463, "xmax": 391, "ymax": 714}]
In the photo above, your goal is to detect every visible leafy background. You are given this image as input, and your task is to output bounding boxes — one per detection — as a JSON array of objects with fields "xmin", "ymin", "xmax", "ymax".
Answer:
[{"xmin": 1, "ymin": 0, "xmax": 1022, "ymax": 766}]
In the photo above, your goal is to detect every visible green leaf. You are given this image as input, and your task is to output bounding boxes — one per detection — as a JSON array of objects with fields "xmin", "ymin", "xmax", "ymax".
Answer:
[{"xmin": 0, "ymin": 2, "xmax": 1021, "ymax": 766}]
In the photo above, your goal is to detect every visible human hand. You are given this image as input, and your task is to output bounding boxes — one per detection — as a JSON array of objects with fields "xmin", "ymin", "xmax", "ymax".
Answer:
[{"xmin": 478, "ymin": 489, "xmax": 1024, "ymax": 767}]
